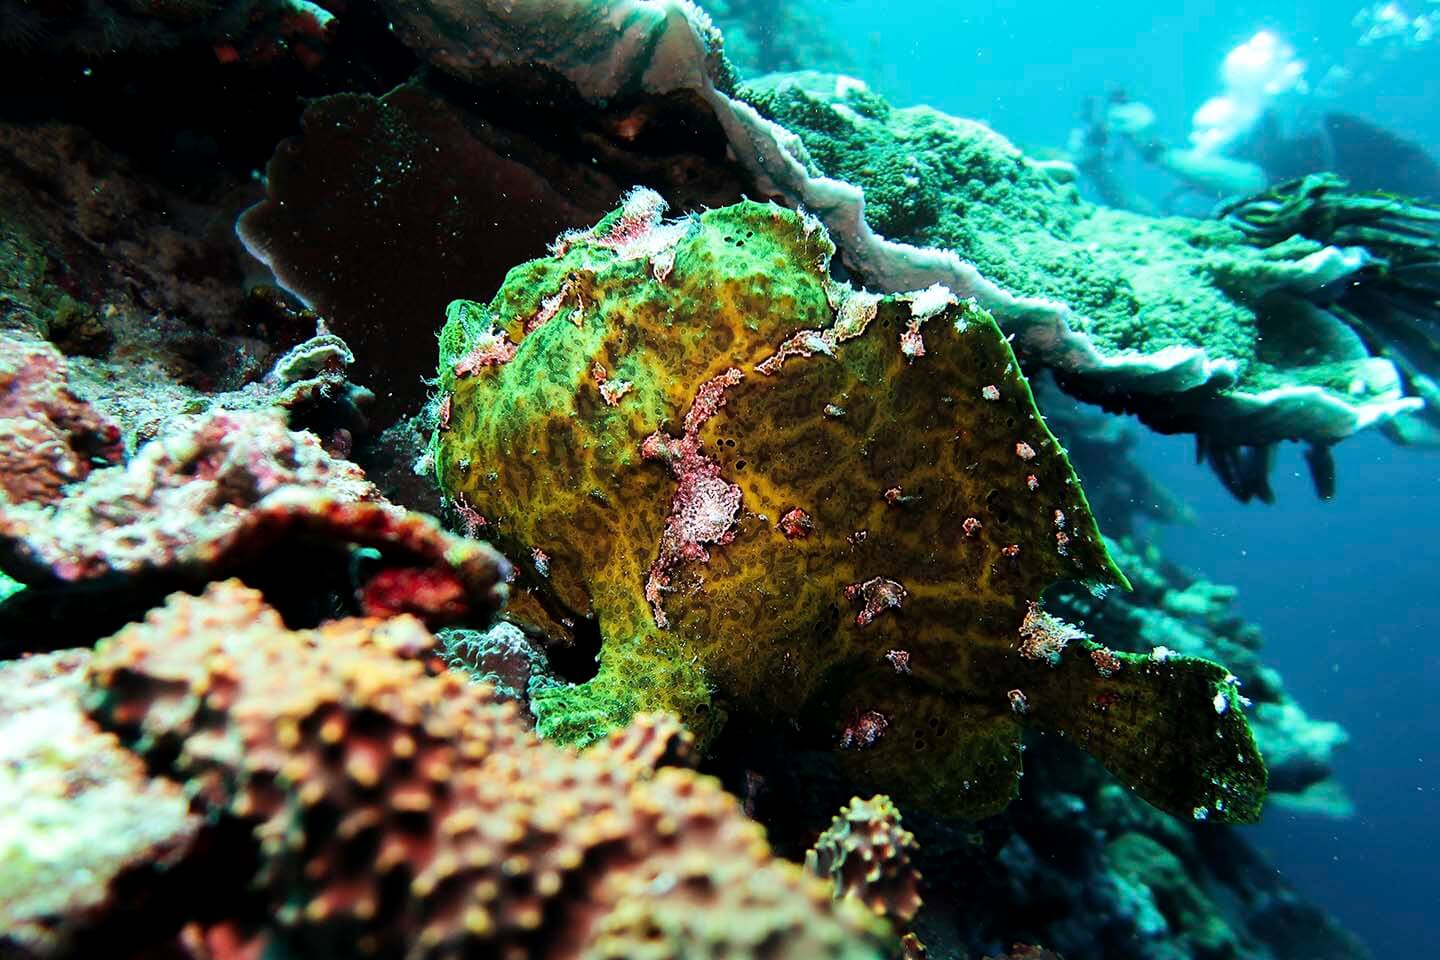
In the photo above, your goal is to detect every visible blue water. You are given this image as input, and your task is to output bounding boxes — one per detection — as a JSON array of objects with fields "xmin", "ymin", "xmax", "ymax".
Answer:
[
  {"xmin": 821, "ymin": 1, "xmax": 1440, "ymax": 954},
  {"xmin": 1136, "ymin": 430, "xmax": 1440, "ymax": 958}
]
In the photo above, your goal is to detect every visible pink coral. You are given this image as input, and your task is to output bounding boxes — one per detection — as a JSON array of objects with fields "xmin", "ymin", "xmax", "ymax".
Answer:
[
  {"xmin": 0, "ymin": 410, "xmax": 509, "ymax": 626},
  {"xmin": 0, "ymin": 333, "xmax": 123, "ymax": 505}
]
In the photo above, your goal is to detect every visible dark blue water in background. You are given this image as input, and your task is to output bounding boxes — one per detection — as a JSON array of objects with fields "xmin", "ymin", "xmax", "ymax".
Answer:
[
  {"xmin": 1134, "ymin": 428, "xmax": 1440, "ymax": 958},
  {"xmin": 816, "ymin": 1, "xmax": 1440, "ymax": 954}
]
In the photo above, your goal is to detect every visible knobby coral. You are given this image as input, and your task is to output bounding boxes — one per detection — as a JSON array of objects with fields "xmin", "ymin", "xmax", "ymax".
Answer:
[
  {"xmin": 806, "ymin": 795, "xmax": 922, "ymax": 925},
  {"xmin": 433, "ymin": 192, "xmax": 1266, "ymax": 822},
  {"xmin": 84, "ymin": 579, "xmax": 892, "ymax": 959}
]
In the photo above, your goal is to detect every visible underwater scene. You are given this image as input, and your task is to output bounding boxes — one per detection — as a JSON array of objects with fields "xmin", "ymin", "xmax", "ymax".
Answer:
[{"xmin": 0, "ymin": 0, "xmax": 1436, "ymax": 957}]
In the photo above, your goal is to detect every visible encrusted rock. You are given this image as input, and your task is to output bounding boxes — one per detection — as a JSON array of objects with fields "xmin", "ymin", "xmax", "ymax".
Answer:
[
  {"xmin": 85, "ymin": 580, "xmax": 891, "ymax": 959},
  {"xmin": 0, "ymin": 333, "xmax": 123, "ymax": 505}
]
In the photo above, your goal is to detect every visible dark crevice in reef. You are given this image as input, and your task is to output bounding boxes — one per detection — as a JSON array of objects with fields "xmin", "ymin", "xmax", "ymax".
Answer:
[
  {"xmin": 542, "ymin": 613, "xmax": 604, "ymax": 685},
  {"xmin": 0, "ymin": 543, "xmax": 360, "ymax": 660},
  {"xmin": 62, "ymin": 815, "xmax": 266, "ymax": 960},
  {"xmin": 0, "ymin": 2, "xmax": 418, "ymax": 191}
]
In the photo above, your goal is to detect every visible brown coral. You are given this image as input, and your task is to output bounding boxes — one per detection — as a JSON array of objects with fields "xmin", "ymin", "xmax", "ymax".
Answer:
[
  {"xmin": 806, "ymin": 795, "xmax": 922, "ymax": 925},
  {"xmin": 587, "ymin": 710, "xmax": 698, "ymax": 776},
  {"xmin": 85, "ymin": 580, "xmax": 891, "ymax": 959},
  {"xmin": 0, "ymin": 333, "xmax": 123, "ymax": 505}
]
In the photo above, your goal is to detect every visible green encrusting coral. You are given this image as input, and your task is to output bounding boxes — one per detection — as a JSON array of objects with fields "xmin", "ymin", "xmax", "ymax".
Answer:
[
  {"xmin": 434, "ymin": 191, "xmax": 1267, "ymax": 822},
  {"xmin": 741, "ymin": 73, "xmax": 1255, "ymax": 361},
  {"xmin": 739, "ymin": 73, "xmax": 1410, "ymax": 418}
]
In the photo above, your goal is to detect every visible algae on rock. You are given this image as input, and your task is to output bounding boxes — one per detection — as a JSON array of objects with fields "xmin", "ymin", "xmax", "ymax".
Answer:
[{"xmin": 434, "ymin": 190, "xmax": 1267, "ymax": 823}]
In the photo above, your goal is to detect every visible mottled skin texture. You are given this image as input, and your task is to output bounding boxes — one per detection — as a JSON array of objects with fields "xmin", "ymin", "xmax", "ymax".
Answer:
[{"xmin": 437, "ymin": 199, "xmax": 1266, "ymax": 821}]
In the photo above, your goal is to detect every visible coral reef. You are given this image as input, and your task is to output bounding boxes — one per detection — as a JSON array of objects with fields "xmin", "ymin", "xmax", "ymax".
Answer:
[
  {"xmin": 0, "ymin": 3, "xmax": 1391, "ymax": 958},
  {"xmin": 435, "ymin": 192, "xmax": 1265, "ymax": 823},
  {"xmin": 806, "ymin": 795, "xmax": 923, "ymax": 925},
  {"xmin": 0, "ymin": 649, "xmax": 198, "ymax": 957},
  {"xmin": 0, "ymin": 332, "xmax": 123, "ymax": 505},
  {"xmin": 77, "ymin": 329, "xmax": 373, "ymax": 456},
  {"xmin": 85, "ymin": 579, "xmax": 893, "ymax": 958},
  {"xmin": 0, "ymin": 118, "xmax": 259, "ymax": 366},
  {"xmin": 0, "ymin": 409, "xmax": 509, "ymax": 647},
  {"xmin": 1103, "ymin": 831, "xmax": 1238, "ymax": 959}
]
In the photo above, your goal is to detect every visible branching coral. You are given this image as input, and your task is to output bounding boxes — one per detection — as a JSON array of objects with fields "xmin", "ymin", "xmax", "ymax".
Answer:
[
  {"xmin": 85, "ymin": 579, "xmax": 892, "ymax": 959},
  {"xmin": 434, "ymin": 194, "xmax": 1266, "ymax": 822}
]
